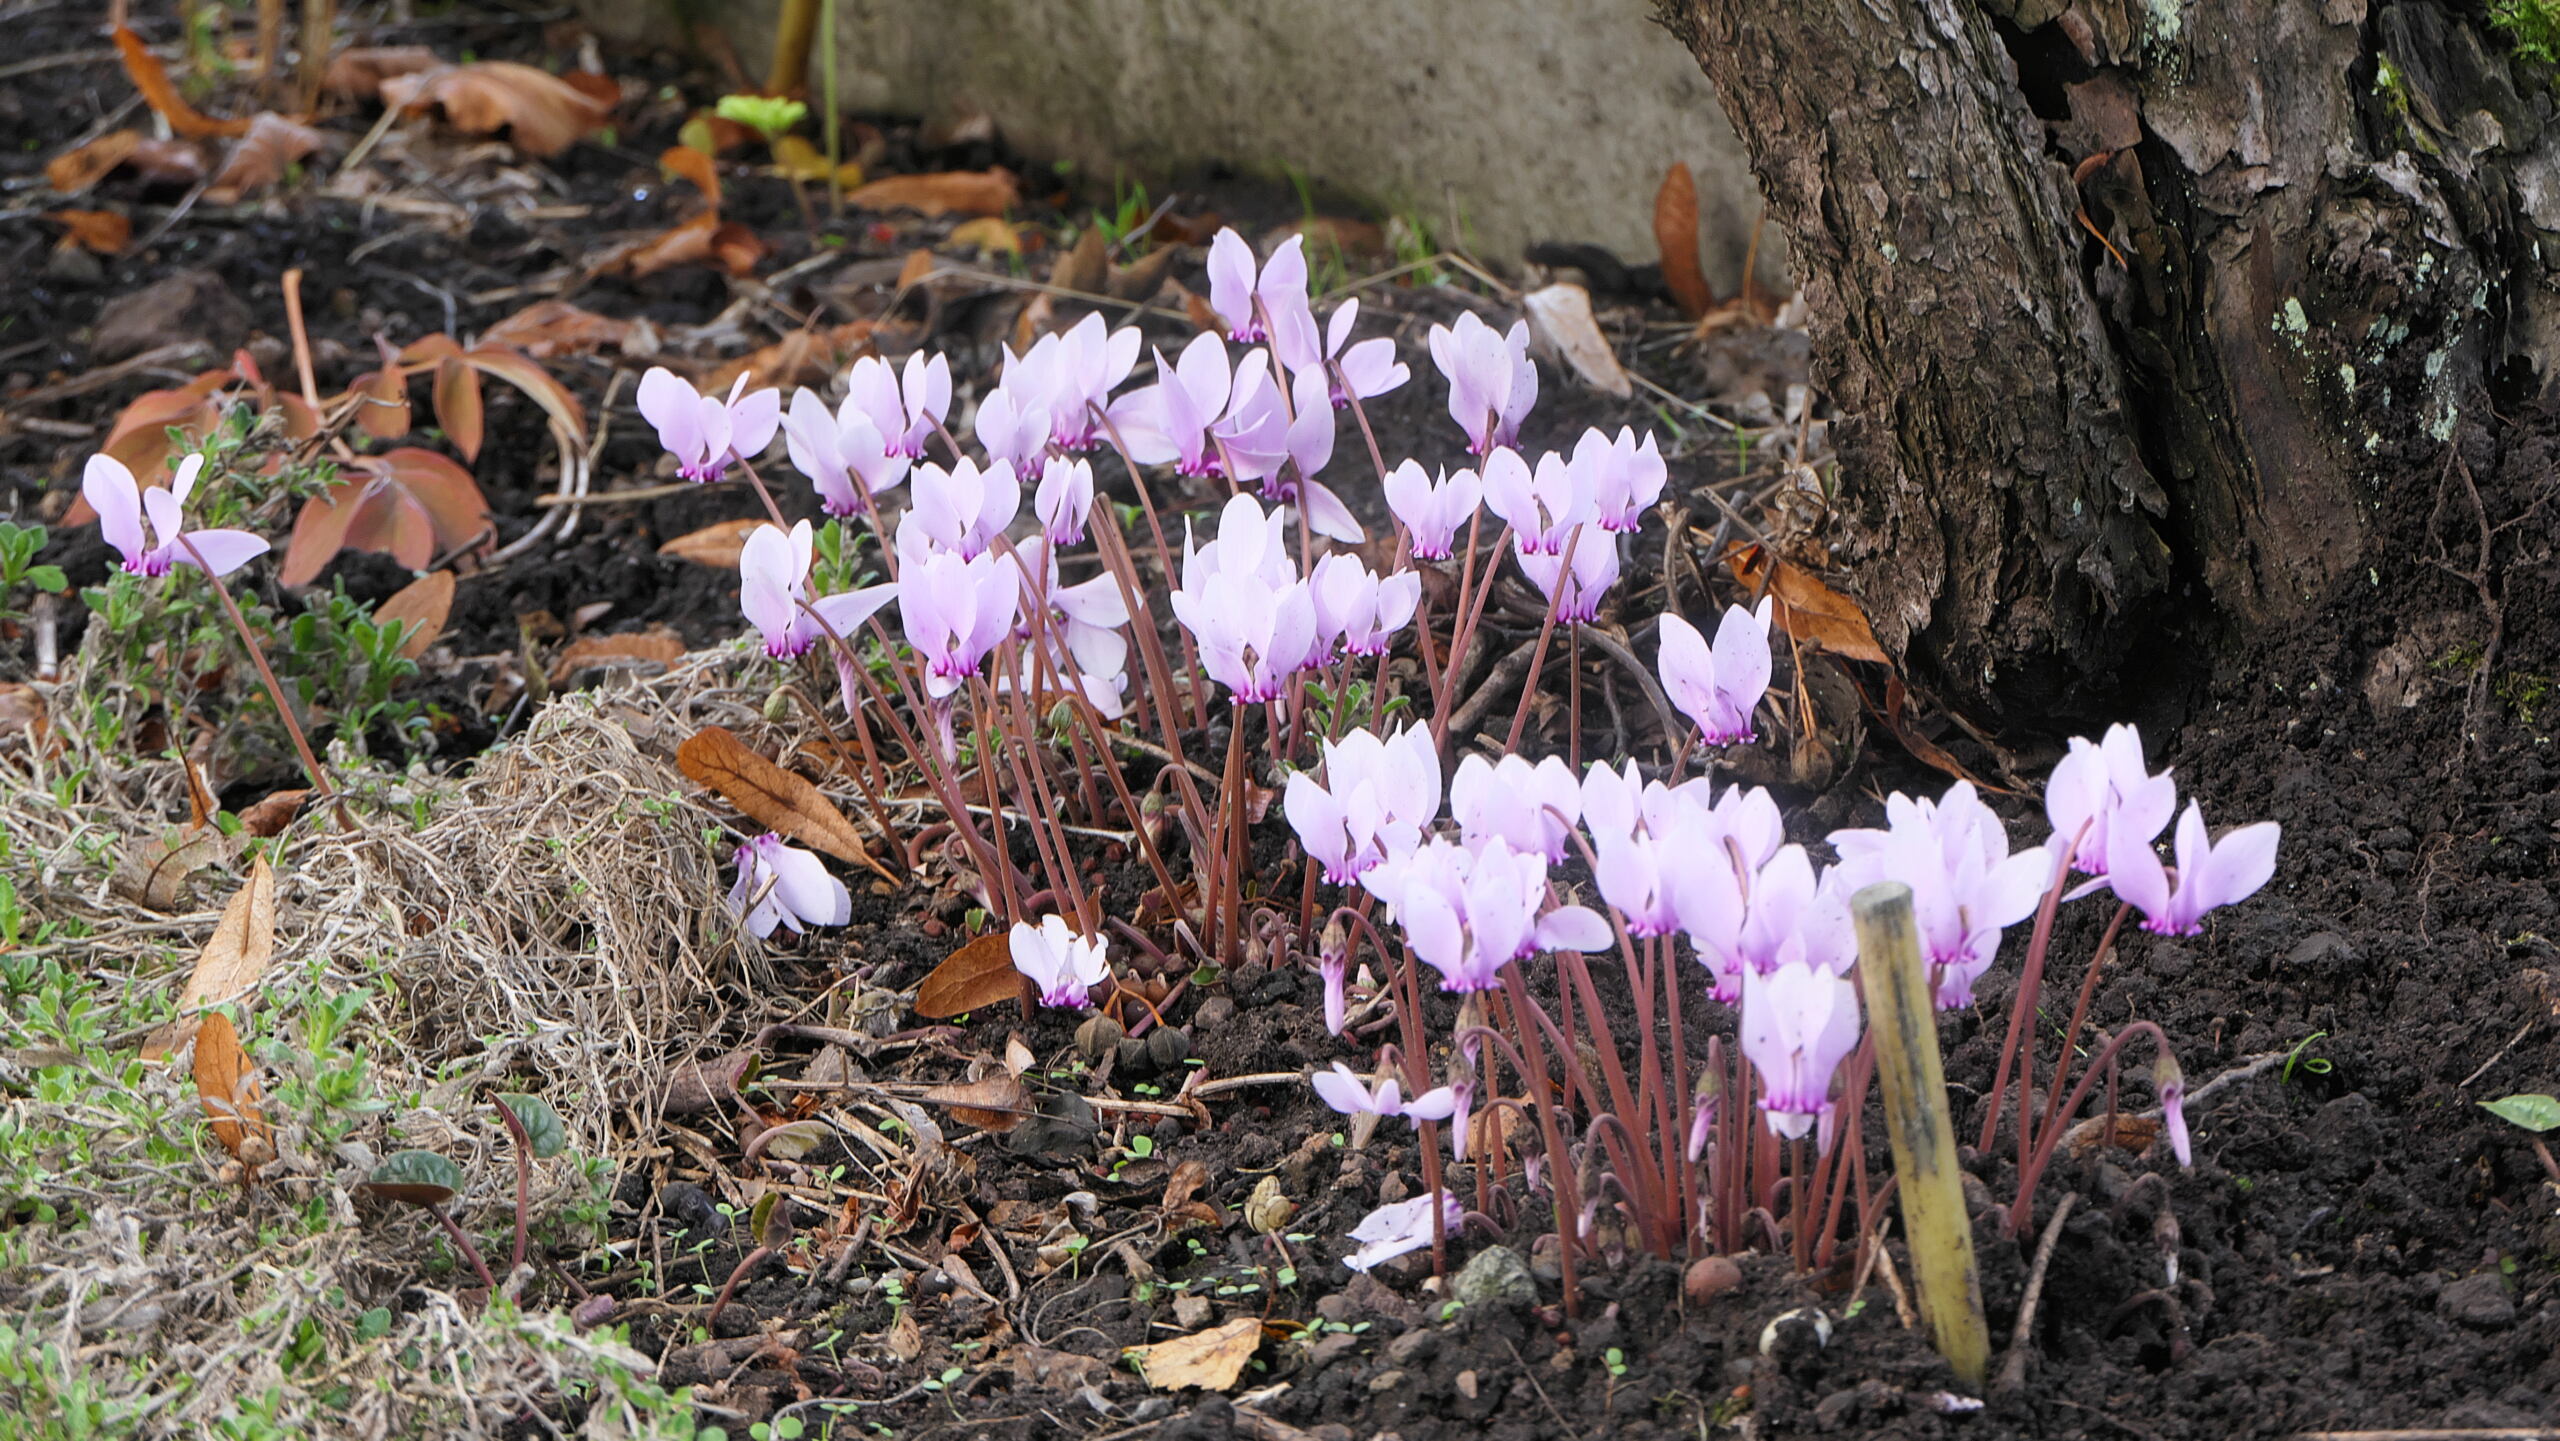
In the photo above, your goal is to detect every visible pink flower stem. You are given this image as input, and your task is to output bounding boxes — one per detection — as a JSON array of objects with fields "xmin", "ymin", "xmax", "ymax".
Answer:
[
  {"xmin": 179, "ymin": 537, "xmax": 350, "ymax": 831},
  {"xmin": 1502, "ymin": 525, "xmax": 1583, "ymax": 755},
  {"xmin": 2007, "ymin": 1020, "xmax": 2173, "ymax": 1236}
]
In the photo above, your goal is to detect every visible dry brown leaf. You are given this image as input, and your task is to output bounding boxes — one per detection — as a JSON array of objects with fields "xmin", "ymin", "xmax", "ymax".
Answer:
[
  {"xmin": 323, "ymin": 45, "xmax": 442, "ymax": 99},
  {"xmin": 914, "ymin": 932, "xmax": 1022, "ymax": 1019},
  {"xmin": 1125, "ymin": 1317, "xmax": 1262, "ymax": 1392},
  {"xmin": 0, "ymin": 683, "xmax": 51, "ymax": 753},
  {"xmin": 549, "ymin": 626, "xmax": 686, "ymax": 685},
  {"xmin": 2064, "ymin": 1111, "xmax": 2162, "ymax": 1160},
  {"xmin": 46, "ymin": 210, "xmax": 131, "ymax": 256},
  {"xmin": 116, "ymin": 826, "xmax": 234, "ymax": 913},
  {"xmin": 46, "ymin": 130, "xmax": 140, "ymax": 194},
  {"xmin": 1109, "ymin": 245, "xmax": 1180, "ymax": 302},
  {"xmin": 660, "ymin": 144, "xmax": 722, "ymax": 211},
  {"xmin": 478, "ymin": 300, "xmax": 632, "ymax": 358},
  {"xmin": 924, "ymin": 1072, "xmax": 1029, "ymax": 1132},
  {"xmin": 618, "ymin": 213, "xmax": 767, "ymax": 279},
  {"xmin": 114, "ymin": 26, "xmax": 249, "ymax": 139},
  {"xmin": 700, "ymin": 321, "xmax": 878, "ymax": 394},
  {"xmin": 1723, "ymin": 542, "xmax": 1888, "ymax": 664},
  {"xmin": 887, "ymin": 1306, "xmax": 924, "ymax": 1362},
  {"xmin": 847, "ymin": 168, "xmax": 1018, "ymax": 218},
  {"xmin": 1656, "ymin": 161, "xmax": 1714, "ymax": 320},
  {"xmin": 433, "ymin": 353, "xmax": 484, "ymax": 461},
  {"xmin": 127, "ymin": 138, "xmax": 211, "ymax": 188},
  {"xmin": 1051, "ymin": 225, "xmax": 1108, "ymax": 296},
  {"xmin": 237, "ymin": 790, "xmax": 312, "ymax": 838},
  {"xmin": 375, "ymin": 570, "xmax": 456, "ymax": 658},
  {"xmin": 206, "ymin": 113, "xmax": 324, "ymax": 204},
  {"xmin": 143, "ymin": 854, "xmax": 277, "ymax": 1061},
  {"xmin": 1522, "ymin": 283, "xmax": 1631, "ymax": 398},
  {"xmin": 380, "ymin": 62, "xmax": 612, "ymax": 157},
  {"xmin": 656, "ymin": 517, "xmax": 763, "ymax": 568},
  {"xmin": 676, "ymin": 726, "xmax": 892, "ymax": 880},
  {"xmin": 193, "ymin": 1011, "xmax": 272, "ymax": 1171},
  {"xmin": 948, "ymin": 216, "xmax": 1021, "ymax": 255}
]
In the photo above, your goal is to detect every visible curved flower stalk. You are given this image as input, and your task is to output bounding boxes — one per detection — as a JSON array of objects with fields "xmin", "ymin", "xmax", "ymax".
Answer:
[
  {"xmin": 738, "ymin": 520, "xmax": 899, "ymax": 660},
  {"xmin": 1428, "ymin": 311, "xmax": 1535, "ymax": 454},
  {"xmin": 1284, "ymin": 724, "xmax": 1442, "ymax": 883},
  {"xmin": 846, "ymin": 351, "xmax": 951, "ymax": 460},
  {"xmin": 1167, "ymin": 493, "xmax": 1320, "ymax": 705},
  {"xmin": 1658, "ymin": 600, "xmax": 1774, "ymax": 747},
  {"xmin": 1513, "ymin": 525, "xmax": 1619, "ymax": 624},
  {"xmin": 1011, "ymin": 914, "xmax": 1111, "ymax": 1009},
  {"xmin": 1383, "ymin": 460, "xmax": 1482, "ymax": 561},
  {"xmin": 2106, "ymin": 801, "xmax": 2280, "ymax": 936},
  {"xmin": 638, "ymin": 368, "xmax": 780, "ymax": 483},
  {"xmin": 1449, "ymin": 753, "xmax": 1582, "ymax": 862},
  {"xmin": 728, "ymin": 833, "xmax": 852, "ymax": 938},
  {"xmin": 1363, "ymin": 835, "xmax": 1610, "ymax": 993},
  {"xmin": 84, "ymin": 453, "xmax": 267, "ymax": 578},
  {"xmin": 781, "ymin": 385, "xmax": 910, "ymax": 518},
  {"xmin": 1828, "ymin": 781, "xmax": 2052, "ymax": 1008}
]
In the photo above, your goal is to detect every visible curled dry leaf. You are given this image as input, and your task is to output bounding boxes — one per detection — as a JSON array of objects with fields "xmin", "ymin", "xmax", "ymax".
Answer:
[
  {"xmin": 478, "ymin": 300, "xmax": 632, "ymax": 358},
  {"xmin": 237, "ymin": 789, "xmax": 313, "ymax": 838},
  {"xmin": 1655, "ymin": 161, "xmax": 1714, "ymax": 320},
  {"xmin": 619, "ymin": 214, "xmax": 767, "ymax": 279},
  {"xmin": 924, "ymin": 1071, "xmax": 1030, "ymax": 1132},
  {"xmin": 280, "ymin": 448, "xmax": 492, "ymax": 585},
  {"xmin": 1051, "ymin": 224, "xmax": 1108, "ymax": 296},
  {"xmin": 676, "ymin": 726, "xmax": 892, "ymax": 880},
  {"xmin": 46, "ymin": 130, "xmax": 139, "ymax": 194},
  {"xmin": 700, "ymin": 320, "xmax": 878, "ymax": 394},
  {"xmin": 322, "ymin": 45, "xmax": 442, "ymax": 99},
  {"xmin": 1523, "ymin": 282, "xmax": 1631, "ymax": 398},
  {"xmin": 143, "ymin": 854, "xmax": 277, "ymax": 1061},
  {"xmin": 380, "ymin": 62, "xmax": 612, "ymax": 158},
  {"xmin": 193, "ymin": 1012, "xmax": 273, "ymax": 1173},
  {"xmin": 548, "ymin": 626, "xmax": 686, "ymax": 686},
  {"xmin": 1723, "ymin": 542, "xmax": 1888, "ymax": 664},
  {"xmin": 374, "ymin": 569, "xmax": 456, "ymax": 659},
  {"xmin": 434, "ymin": 353, "xmax": 484, "ymax": 461},
  {"xmin": 660, "ymin": 144, "xmax": 722, "ymax": 211},
  {"xmin": 46, "ymin": 210, "xmax": 132, "ymax": 256},
  {"xmin": 113, "ymin": 26, "xmax": 249, "ymax": 139},
  {"xmin": 948, "ymin": 216, "xmax": 1022, "ymax": 255},
  {"xmin": 847, "ymin": 168, "xmax": 1019, "ymax": 218},
  {"xmin": 914, "ymin": 931, "xmax": 1022, "ymax": 1019},
  {"xmin": 205, "ymin": 113, "xmax": 325, "ymax": 204},
  {"xmin": 657, "ymin": 517, "xmax": 764, "ymax": 568},
  {"xmin": 118, "ymin": 825, "xmax": 235, "ymax": 913},
  {"xmin": 1125, "ymin": 1316, "xmax": 1263, "ymax": 1392}
]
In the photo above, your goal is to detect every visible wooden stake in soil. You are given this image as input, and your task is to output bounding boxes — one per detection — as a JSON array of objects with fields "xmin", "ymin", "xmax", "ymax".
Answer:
[{"xmin": 1851, "ymin": 881, "xmax": 1990, "ymax": 1389}]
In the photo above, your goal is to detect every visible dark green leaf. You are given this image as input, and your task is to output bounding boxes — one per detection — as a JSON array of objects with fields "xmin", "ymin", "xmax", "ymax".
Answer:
[
  {"xmin": 361, "ymin": 1149, "xmax": 463, "ymax": 1206},
  {"xmin": 498, "ymin": 1092, "xmax": 568, "ymax": 1158}
]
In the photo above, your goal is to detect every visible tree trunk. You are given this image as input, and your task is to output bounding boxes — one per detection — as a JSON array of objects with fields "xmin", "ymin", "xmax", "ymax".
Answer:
[{"xmin": 1653, "ymin": 0, "xmax": 2545, "ymax": 718}]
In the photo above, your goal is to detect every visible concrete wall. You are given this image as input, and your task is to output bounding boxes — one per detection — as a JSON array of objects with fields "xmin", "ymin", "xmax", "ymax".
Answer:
[{"xmin": 587, "ymin": 0, "xmax": 1780, "ymax": 285}]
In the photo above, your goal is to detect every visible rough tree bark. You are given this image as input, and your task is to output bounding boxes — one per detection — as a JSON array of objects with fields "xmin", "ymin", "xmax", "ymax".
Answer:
[{"xmin": 1654, "ymin": 0, "xmax": 2557, "ymax": 717}]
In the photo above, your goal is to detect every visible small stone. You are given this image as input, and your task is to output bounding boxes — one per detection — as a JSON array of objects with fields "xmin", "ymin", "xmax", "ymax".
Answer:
[
  {"xmin": 45, "ymin": 245, "xmax": 103, "ymax": 285},
  {"xmin": 1173, "ymin": 1293, "xmax": 1213, "ymax": 1329},
  {"xmin": 1307, "ymin": 1333, "xmax": 1359, "ymax": 1371},
  {"xmin": 1343, "ymin": 1271, "xmax": 1420, "ymax": 1326},
  {"xmin": 1193, "ymin": 996, "xmax": 1237, "ymax": 1030},
  {"xmin": 1315, "ymin": 1293, "xmax": 1357, "ymax": 1324},
  {"xmin": 1451, "ymin": 1245, "xmax": 1538, "ymax": 1311},
  {"xmin": 1455, "ymin": 1369, "xmax": 1479, "ymax": 1400},
  {"xmin": 1368, "ymin": 1369, "xmax": 1407, "ymax": 1394},
  {"xmin": 2284, "ymin": 931, "xmax": 2356, "ymax": 969},
  {"xmin": 90, "ymin": 268, "xmax": 247, "ymax": 363},
  {"xmin": 1959, "ymin": 1171, "xmax": 1994, "ymax": 1217},
  {"xmin": 2439, "ymin": 1273, "xmax": 2516, "ymax": 1330},
  {"xmin": 1387, "ymin": 1328, "xmax": 1438, "ymax": 1366},
  {"xmin": 1377, "ymin": 1171, "xmax": 1410, "ymax": 1204},
  {"xmin": 1684, "ymin": 1255, "xmax": 1742, "ymax": 1304}
]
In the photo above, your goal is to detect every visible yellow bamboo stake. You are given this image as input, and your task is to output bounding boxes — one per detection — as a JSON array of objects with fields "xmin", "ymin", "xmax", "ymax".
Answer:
[{"xmin": 1851, "ymin": 881, "xmax": 1990, "ymax": 1389}]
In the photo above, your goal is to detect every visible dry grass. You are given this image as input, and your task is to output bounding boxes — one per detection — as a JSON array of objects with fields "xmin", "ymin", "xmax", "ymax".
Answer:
[{"xmin": 0, "ymin": 643, "xmax": 861, "ymax": 1438}]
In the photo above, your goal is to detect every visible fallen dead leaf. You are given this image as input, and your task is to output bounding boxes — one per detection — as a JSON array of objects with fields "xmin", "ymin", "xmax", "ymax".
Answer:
[
  {"xmin": 1108, "ymin": 244, "xmax": 1179, "ymax": 302},
  {"xmin": 46, "ymin": 130, "xmax": 140, "ymax": 194},
  {"xmin": 375, "ymin": 570, "xmax": 456, "ymax": 658},
  {"xmin": 617, "ymin": 213, "xmax": 766, "ymax": 279},
  {"xmin": 380, "ymin": 62, "xmax": 612, "ymax": 157},
  {"xmin": 478, "ymin": 300, "xmax": 632, "ymax": 358},
  {"xmin": 205, "ymin": 113, "xmax": 324, "ymax": 204},
  {"xmin": 322, "ymin": 45, "xmax": 442, "ymax": 99},
  {"xmin": 117, "ymin": 826, "xmax": 235, "ymax": 913},
  {"xmin": 847, "ymin": 168, "xmax": 1018, "ymax": 218},
  {"xmin": 0, "ymin": 683, "xmax": 50, "ymax": 752},
  {"xmin": 143, "ymin": 854, "xmax": 277, "ymax": 1061},
  {"xmin": 125, "ymin": 138, "xmax": 210, "ymax": 188},
  {"xmin": 1051, "ymin": 225, "xmax": 1108, "ymax": 296},
  {"xmin": 657, "ymin": 517, "xmax": 763, "ymax": 568},
  {"xmin": 1523, "ymin": 283, "xmax": 1631, "ymax": 398},
  {"xmin": 549, "ymin": 627, "xmax": 686, "ymax": 685},
  {"xmin": 948, "ymin": 215, "xmax": 1021, "ymax": 255},
  {"xmin": 1656, "ymin": 161, "xmax": 1715, "ymax": 320},
  {"xmin": 1723, "ymin": 542, "xmax": 1888, "ymax": 664},
  {"xmin": 887, "ymin": 1306, "xmax": 924, "ymax": 1362},
  {"xmin": 193, "ymin": 1011, "xmax": 273, "ymax": 1173},
  {"xmin": 237, "ymin": 790, "xmax": 312, "ymax": 838},
  {"xmin": 677, "ymin": 726, "xmax": 892, "ymax": 880},
  {"xmin": 46, "ymin": 210, "xmax": 131, "ymax": 256},
  {"xmin": 924, "ymin": 1072, "xmax": 1029, "ymax": 1132},
  {"xmin": 659, "ymin": 144, "xmax": 722, "ymax": 211},
  {"xmin": 2063, "ymin": 1111, "xmax": 2162, "ymax": 1160},
  {"xmin": 113, "ymin": 26, "xmax": 249, "ymax": 139},
  {"xmin": 1125, "ymin": 1316, "xmax": 1262, "ymax": 1392},
  {"xmin": 700, "ymin": 321, "xmax": 878, "ymax": 394},
  {"xmin": 914, "ymin": 932, "xmax": 1023, "ymax": 1019}
]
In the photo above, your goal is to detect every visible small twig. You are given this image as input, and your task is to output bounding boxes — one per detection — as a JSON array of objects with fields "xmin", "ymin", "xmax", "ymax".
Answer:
[
  {"xmin": 2460, "ymin": 1020, "xmax": 2539, "ymax": 1090},
  {"xmin": 1995, "ymin": 1192, "xmax": 2077, "ymax": 1394},
  {"xmin": 1, "ymin": 343, "xmax": 206, "ymax": 409}
]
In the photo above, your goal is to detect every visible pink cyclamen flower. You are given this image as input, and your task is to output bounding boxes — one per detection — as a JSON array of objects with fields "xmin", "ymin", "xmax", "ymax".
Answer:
[
  {"xmin": 1828, "ymin": 781, "xmax": 2052, "ymax": 1009},
  {"xmin": 1207, "ymin": 228, "xmax": 1313, "ymax": 349},
  {"xmin": 1107, "ymin": 331, "xmax": 1233, "ymax": 479},
  {"xmin": 1010, "ymin": 914, "xmax": 1111, "ymax": 1009},
  {"xmin": 899, "ymin": 457, "xmax": 1020, "ymax": 561},
  {"xmin": 1367, "ymin": 836, "xmax": 1611, "ymax": 993},
  {"xmin": 2156, "ymin": 1054, "xmax": 2192, "ymax": 1167},
  {"xmin": 781, "ymin": 387, "xmax": 910, "ymax": 517},
  {"xmin": 738, "ymin": 520, "xmax": 898, "ymax": 659},
  {"xmin": 727, "ymin": 833, "xmax": 851, "ymax": 938},
  {"xmin": 899, "ymin": 548, "xmax": 1021, "ymax": 699},
  {"xmin": 1034, "ymin": 455, "xmax": 1095, "ymax": 546},
  {"xmin": 1481, "ymin": 447, "xmax": 1592, "ymax": 556},
  {"xmin": 1513, "ymin": 525, "xmax": 1619, "ymax": 624},
  {"xmin": 1344, "ymin": 1191, "xmax": 1464, "ymax": 1273},
  {"xmin": 1311, "ymin": 553, "xmax": 1421, "ymax": 658},
  {"xmin": 1658, "ymin": 600, "xmax": 1774, "ymax": 747},
  {"xmin": 638, "ymin": 367, "xmax": 780, "ymax": 482},
  {"xmin": 1310, "ymin": 1062, "xmax": 1458, "ymax": 1125},
  {"xmin": 1168, "ymin": 494, "xmax": 1320, "ymax": 704},
  {"xmin": 2106, "ymin": 800, "xmax": 2280, "ymax": 936},
  {"xmin": 1004, "ymin": 535, "xmax": 1133, "ymax": 716},
  {"xmin": 1320, "ymin": 946, "xmax": 1351, "ymax": 1035},
  {"xmin": 1218, "ymin": 361, "xmax": 1364, "ymax": 542},
  {"xmin": 1285, "ymin": 723, "xmax": 1443, "ymax": 884},
  {"xmin": 845, "ymin": 352, "xmax": 951, "ymax": 460},
  {"xmin": 1575, "ymin": 425, "xmax": 1667, "ymax": 532},
  {"xmin": 1008, "ymin": 312, "xmax": 1142, "ymax": 451},
  {"xmin": 973, "ymin": 379, "xmax": 1054, "ymax": 473},
  {"xmin": 1739, "ymin": 949, "xmax": 1863, "ymax": 1141},
  {"xmin": 1276, "ymin": 296, "xmax": 1409, "ymax": 407},
  {"xmin": 1384, "ymin": 460, "xmax": 1482, "ymax": 562},
  {"xmin": 1449, "ymin": 753, "xmax": 1582, "ymax": 862},
  {"xmin": 2045, "ymin": 723, "xmax": 2177, "ymax": 876},
  {"xmin": 1428, "ymin": 311, "xmax": 1536, "ymax": 454},
  {"xmin": 82, "ymin": 453, "xmax": 267, "ymax": 579}
]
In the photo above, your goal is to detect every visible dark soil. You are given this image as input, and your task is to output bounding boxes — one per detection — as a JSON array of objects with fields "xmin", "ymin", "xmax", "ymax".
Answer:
[{"xmin": 8, "ymin": 5, "xmax": 2560, "ymax": 1441}]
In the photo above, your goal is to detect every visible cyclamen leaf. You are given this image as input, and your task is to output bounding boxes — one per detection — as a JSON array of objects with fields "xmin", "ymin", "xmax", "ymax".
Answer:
[
  {"xmin": 434, "ymin": 354, "xmax": 484, "ymax": 461},
  {"xmin": 498, "ymin": 1092, "xmax": 569, "ymax": 1158},
  {"xmin": 280, "ymin": 449, "xmax": 492, "ymax": 585},
  {"xmin": 363, "ymin": 1149, "xmax": 464, "ymax": 1205},
  {"xmin": 2481, "ymin": 1094, "xmax": 2560, "ymax": 1133}
]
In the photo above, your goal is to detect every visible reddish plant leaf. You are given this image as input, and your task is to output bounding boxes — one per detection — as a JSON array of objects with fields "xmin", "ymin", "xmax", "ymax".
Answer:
[
  {"xmin": 378, "ymin": 62, "xmax": 612, "ymax": 157},
  {"xmin": 463, "ymin": 345, "xmax": 588, "ymax": 443},
  {"xmin": 46, "ymin": 209, "xmax": 131, "ymax": 256},
  {"xmin": 375, "ymin": 570, "xmax": 456, "ymax": 658},
  {"xmin": 113, "ymin": 26, "xmax": 250, "ymax": 139},
  {"xmin": 676, "ymin": 726, "xmax": 892, "ymax": 880},
  {"xmin": 1656, "ymin": 162, "xmax": 1714, "ymax": 320},
  {"xmin": 280, "ymin": 449, "xmax": 491, "ymax": 585},
  {"xmin": 205, "ymin": 113, "xmax": 324, "ymax": 204},
  {"xmin": 915, "ymin": 932, "xmax": 1024, "ymax": 1019},
  {"xmin": 349, "ymin": 366, "xmax": 412, "ymax": 440},
  {"xmin": 1723, "ymin": 542, "xmax": 1888, "ymax": 664},
  {"xmin": 434, "ymin": 354, "xmax": 484, "ymax": 460},
  {"xmin": 847, "ymin": 168, "xmax": 1019, "ymax": 218},
  {"xmin": 397, "ymin": 333, "xmax": 464, "ymax": 367},
  {"xmin": 46, "ymin": 129, "xmax": 140, "ymax": 194}
]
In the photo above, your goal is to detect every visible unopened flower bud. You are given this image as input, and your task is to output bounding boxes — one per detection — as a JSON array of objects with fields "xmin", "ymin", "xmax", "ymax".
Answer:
[
  {"xmin": 1074, "ymin": 1014, "xmax": 1125, "ymax": 1064},
  {"xmin": 2155, "ymin": 1052, "xmax": 2191, "ymax": 1168}
]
